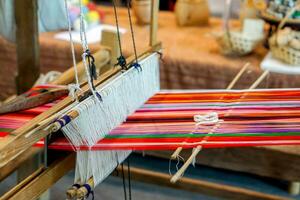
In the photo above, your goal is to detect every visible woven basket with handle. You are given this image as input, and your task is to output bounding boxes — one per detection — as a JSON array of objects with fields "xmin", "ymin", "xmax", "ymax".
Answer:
[
  {"xmin": 215, "ymin": 0, "xmax": 264, "ymax": 56},
  {"xmin": 269, "ymin": 4, "xmax": 300, "ymax": 65}
]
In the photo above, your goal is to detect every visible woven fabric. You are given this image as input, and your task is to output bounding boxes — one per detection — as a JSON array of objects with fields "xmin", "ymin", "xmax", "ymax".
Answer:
[{"xmin": 1, "ymin": 86, "xmax": 300, "ymax": 151}]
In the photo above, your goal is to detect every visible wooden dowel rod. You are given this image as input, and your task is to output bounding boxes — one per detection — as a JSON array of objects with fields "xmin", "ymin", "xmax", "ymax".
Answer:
[
  {"xmin": 1, "ymin": 167, "xmax": 44, "ymax": 200},
  {"xmin": 170, "ymin": 63, "xmax": 251, "ymax": 160},
  {"xmin": 249, "ymin": 70, "xmax": 269, "ymax": 90},
  {"xmin": 226, "ymin": 63, "xmax": 250, "ymax": 90},
  {"xmin": 171, "ymin": 147, "xmax": 183, "ymax": 159},
  {"xmin": 170, "ymin": 146, "xmax": 202, "ymax": 183}
]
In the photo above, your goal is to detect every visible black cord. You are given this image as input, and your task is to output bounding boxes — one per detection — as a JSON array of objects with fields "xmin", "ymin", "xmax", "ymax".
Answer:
[
  {"xmin": 126, "ymin": 0, "xmax": 138, "ymax": 64},
  {"xmin": 127, "ymin": 159, "xmax": 132, "ymax": 200},
  {"xmin": 112, "ymin": 0, "xmax": 127, "ymax": 70},
  {"xmin": 121, "ymin": 164, "xmax": 127, "ymax": 200}
]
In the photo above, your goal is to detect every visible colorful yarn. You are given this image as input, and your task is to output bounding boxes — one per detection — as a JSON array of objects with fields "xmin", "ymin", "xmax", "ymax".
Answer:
[{"xmin": 2, "ymin": 86, "xmax": 300, "ymax": 151}]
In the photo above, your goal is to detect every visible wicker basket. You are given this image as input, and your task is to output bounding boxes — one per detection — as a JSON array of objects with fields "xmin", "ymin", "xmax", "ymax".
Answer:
[
  {"xmin": 216, "ymin": 31, "xmax": 263, "ymax": 56},
  {"xmin": 215, "ymin": 0, "xmax": 263, "ymax": 56},
  {"xmin": 269, "ymin": 5, "xmax": 300, "ymax": 65}
]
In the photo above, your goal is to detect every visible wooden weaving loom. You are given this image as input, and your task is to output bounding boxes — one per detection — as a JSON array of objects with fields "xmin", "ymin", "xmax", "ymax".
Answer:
[
  {"xmin": 0, "ymin": 0, "xmax": 161, "ymax": 199},
  {"xmin": 2, "ymin": 1, "xmax": 300, "ymax": 200}
]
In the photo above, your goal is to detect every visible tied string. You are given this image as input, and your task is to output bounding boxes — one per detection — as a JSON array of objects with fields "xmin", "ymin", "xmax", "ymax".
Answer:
[
  {"xmin": 193, "ymin": 112, "xmax": 220, "ymax": 127},
  {"xmin": 79, "ymin": 0, "xmax": 101, "ymax": 101},
  {"xmin": 126, "ymin": 0, "xmax": 141, "ymax": 71},
  {"xmin": 82, "ymin": 50, "xmax": 102, "ymax": 101},
  {"xmin": 64, "ymin": 0, "xmax": 81, "ymax": 100},
  {"xmin": 112, "ymin": 0, "xmax": 127, "ymax": 70},
  {"xmin": 82, "ymin": 184, "xmax": 94, "ymax": 200}
]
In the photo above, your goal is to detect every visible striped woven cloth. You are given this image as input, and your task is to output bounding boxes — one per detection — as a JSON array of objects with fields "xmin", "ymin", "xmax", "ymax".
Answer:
[{"xmin": 2, "ymin": 86, "xmax": 300, "ymax": 150}]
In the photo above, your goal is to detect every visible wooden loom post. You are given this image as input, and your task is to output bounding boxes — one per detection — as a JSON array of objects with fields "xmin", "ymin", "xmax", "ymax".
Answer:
[
  {"xmin": 14, "ymin": 0, "xmax": 40, "ymax": 94},
  {"xmin": 170, "ymin": 65, "xmax": 272, "ymax": 183},
  {"xmin": 150, "ymin": 0, "xmax": 159, "ymax": 46}
]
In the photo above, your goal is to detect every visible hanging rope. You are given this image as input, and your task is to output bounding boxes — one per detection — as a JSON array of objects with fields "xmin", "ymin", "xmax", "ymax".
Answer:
[
  {"xmin": 64, "ymin": 0, "xmax": 81, "ymax": 100},
  {"xmin": 127, "ymin": 159, "xmax": 132, "ymax": 200},
  {"xmin": 112, "ymin": 0, "xmax": 127, "ymax": 70},
  {"xmin": 79, "ymin": 0, "xmax": 101, "ymax": 101},
  {"xmin": 126, "ymin": 0, "xmax": 141, "ymax": 71},
  {"xmin": 121, "ymin": 164, "xmax": 127, "ymax": 200}
]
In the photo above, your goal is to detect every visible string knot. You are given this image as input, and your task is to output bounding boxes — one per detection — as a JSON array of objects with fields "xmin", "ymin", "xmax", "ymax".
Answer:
[
  {"xmin": 83, "ymin": 49, "xmax": 97, "ymax": 82},
  {"xmin": 83, "ymin": 184, "xmax": 94, "ymax": 200},
  {"xmin": 194, "ymin": 112, "xmax": 220, "ymax": 126},
  {"xmin": 116, "ymin": 55, "xmax": 127, "ymax": 70},
  {"xmin": 68, "ymin": 83, "xmax": 81, "ymax": 100},
  {"xmin": 131, "ymin": 62, "xmax": 142, "ymax": 72},
  {"xmin": 82, "ymin": 50, "xmax": 102, "ymax": 102}
]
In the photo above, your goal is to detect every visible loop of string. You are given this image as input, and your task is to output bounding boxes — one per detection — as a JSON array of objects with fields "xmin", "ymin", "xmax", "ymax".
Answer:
[
  {"xmin": 193, "ymin": 112, "xmax": 220, "ymax": 127},
  {"xmin": 112, "ymin": 0, "xmax": 127, "ymax": 70},
  {"xmin": 126, "ymin": 0, "xmax": 141, "ymax": 71},
  {"xmin": 64, "ymin": 0, "xmax": 81, "ymax": 100}
]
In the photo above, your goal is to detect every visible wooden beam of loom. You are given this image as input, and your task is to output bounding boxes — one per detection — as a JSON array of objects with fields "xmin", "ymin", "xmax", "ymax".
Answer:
[
  {"xmin": 73, "ymin": 163, "xmax": 289, "ymax": 200},
  {"xmin": 0, "ymin": 147, "xmax": 41, "ymax": 182},
  {"xmin": 14, "ymin": 0, "xmax": 40, "ymax": 94},
  {"xmin": 113, "ymin": 165, "xmax": 290, "ymax": 200},
  {"xmin": 1, "ymin": 153, "xmax": 75, "ymax": 200},
  {"xmin": 0, "ymin": 42, "xmax": 162, "ymax": 168}
]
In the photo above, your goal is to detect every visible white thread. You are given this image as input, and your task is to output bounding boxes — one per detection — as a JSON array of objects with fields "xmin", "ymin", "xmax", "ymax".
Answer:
[
  {"xmin": 75, "ymin": 150, "xmax": 131, "ymax": 185},
  {"xmin": 193, "ymin": 112, "xmax": 220, "ymax": 126},
  {"xmin": 33, "ymin": 71, "xmax": 62, "ymax": 86},
  {"xmin": 62, "ymin": 53, "xmax": 160, "ymax": 147},
  {"xmin": 79, "ymin": 0, "xmax": 89, "ymax": 52},
  {"xmin": 64, "ymin": 0, "xmax": 81, "ymax": 99},
  {"xmin": 78, "ymin": 0, "xmax": 99, "ymax": 99},
  {"xmin": 68, "ymin": 84, "xmax": 81, "ymax": 101}
]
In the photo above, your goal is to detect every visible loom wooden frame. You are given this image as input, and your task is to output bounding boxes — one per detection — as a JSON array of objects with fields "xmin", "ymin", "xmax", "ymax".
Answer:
[{"xmin": 0, "ymin": 1, "xmax": 161, "ymax": 199}]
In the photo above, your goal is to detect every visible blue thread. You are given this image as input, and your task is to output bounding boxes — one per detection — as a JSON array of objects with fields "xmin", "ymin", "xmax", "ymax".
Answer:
[
  {"xmin": 62, "ymin": 115, "xmax": 71, "ymax": 125},
  {"xmin": 72, "ymin": 183, "xmax": 81, "ymax": 189},
  {"xmin": 83, "ymin": 184, "xmax": 94, "ymax": 200},
  {"xmin": 131, "ymin": 62, "xmax": 142, "ymax": 72},
  {"xmin": 116, "ymin": 55, "xmax": 127, "ymax": 70},
  {"xmin": 96, "ymin": 92, "xmax": 102, "ymax": 101},
  {"xmin": 56, "ymin": 119, "xmax": 64, "ymax": 127}
]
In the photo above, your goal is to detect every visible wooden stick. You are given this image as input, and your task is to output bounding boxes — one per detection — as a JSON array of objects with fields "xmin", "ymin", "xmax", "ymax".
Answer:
[
  {"xmin": 249, "ymin": 70, "xmax": 269, "ymax": 90},
  {"xmin": 171, "ymin": 147, "xmax": 183, "ymax": 159},
  {"xmin": 1, "ymin": 167, "xmax": 44, "ymax": 200},
  {"xmin": 170, "ymin": 146, "xmax": 202, "ymax": 183},
  {"xmin": 117, "ymin": 166, "xmax": 291, "ymax": 200},
  {"xmin": 171, "ymin": 66, "xmax": 270, "ymax": 183},
  {"xmin": 170, "ymin": 63, "xmax": 251, "ymax": 160},
  {"xmin": 3, "ymin": 153, "xmax": 75, "ymax": 200},
  {"xmin": 226, "ymin": 63, "xmax": 250, "ymax": 90},
  {"xmin": 150, "ymin": 0, "xmax": 159, "ymax": 46}
]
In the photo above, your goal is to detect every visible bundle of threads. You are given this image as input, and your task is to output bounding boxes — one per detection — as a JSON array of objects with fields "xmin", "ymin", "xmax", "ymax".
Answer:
[{"xmin": 68, "ymin": 0, "xmax": 105, "ymax": 31}]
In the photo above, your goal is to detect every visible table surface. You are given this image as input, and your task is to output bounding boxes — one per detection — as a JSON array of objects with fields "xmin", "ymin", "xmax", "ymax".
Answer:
[{"xmin": 99, "ymin": 6, "xmax": 300, "ymax": 91}]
